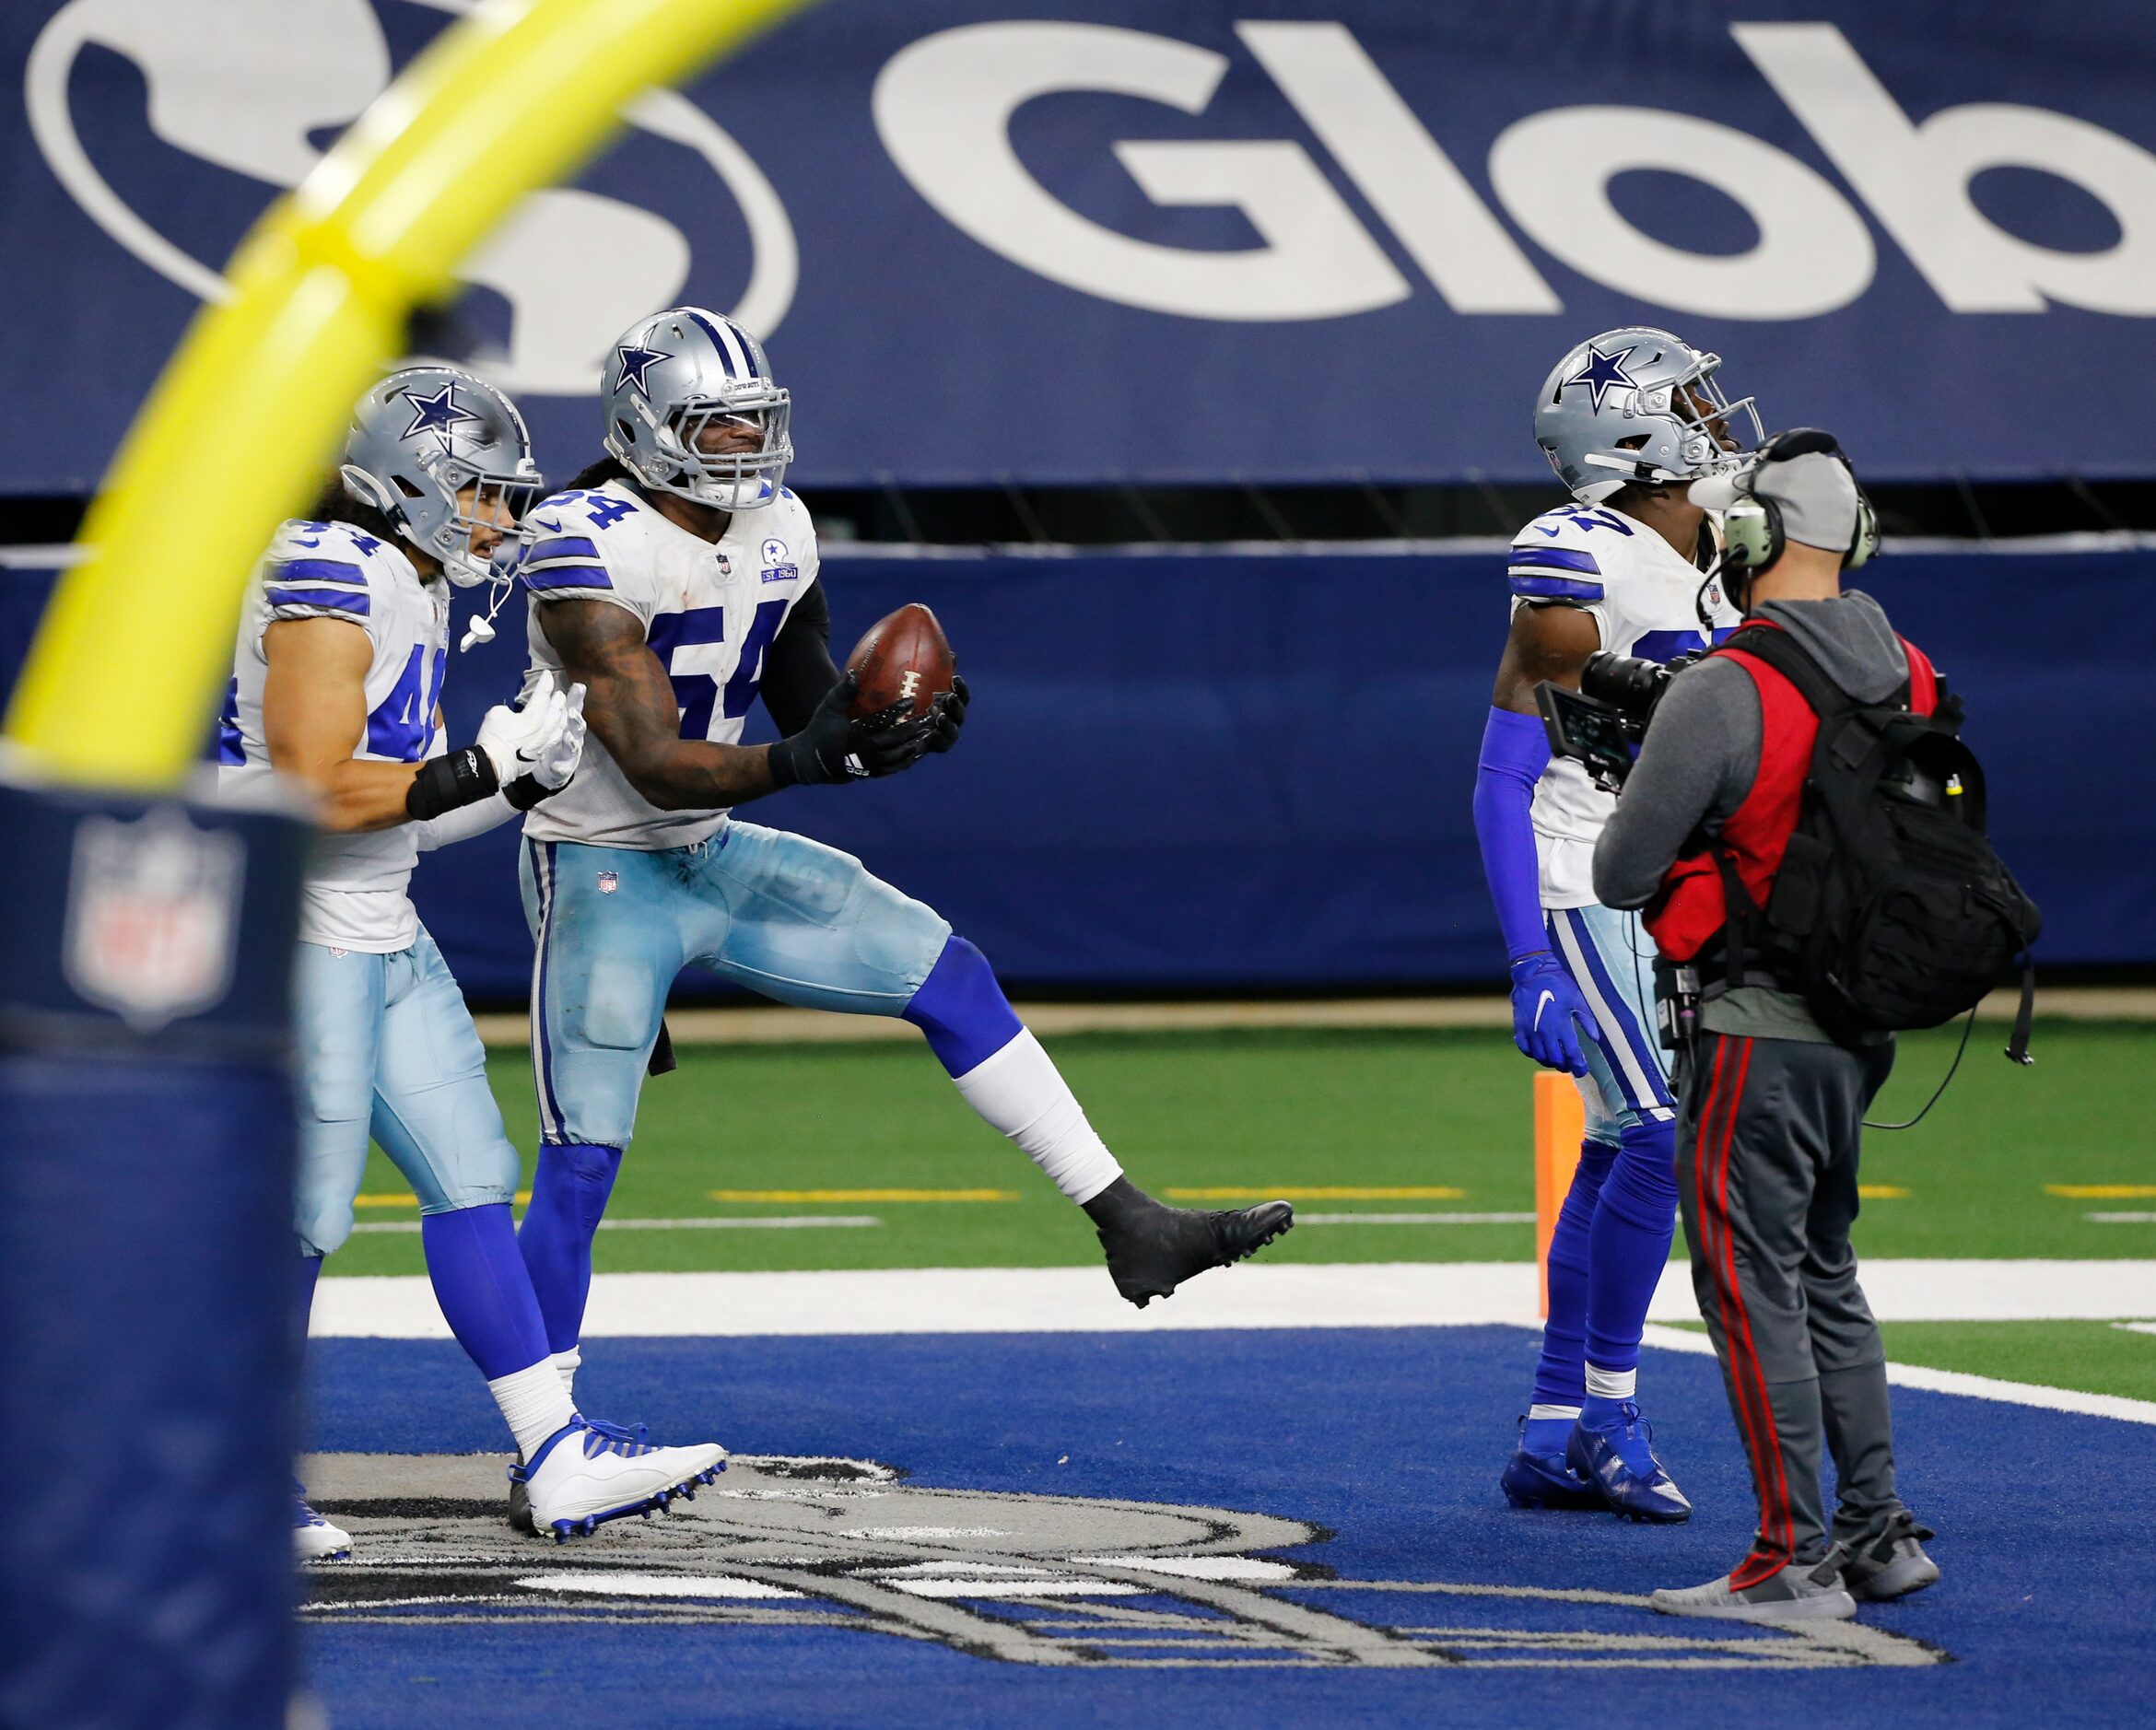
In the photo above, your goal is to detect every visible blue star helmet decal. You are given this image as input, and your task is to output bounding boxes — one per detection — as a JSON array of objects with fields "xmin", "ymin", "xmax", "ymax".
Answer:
[
  {"xmin": 615, "ymin": 344, "xmax": 669, "ymax": 396},
  {"xmin": 1563, "ymin": 343, "xmax": 1638, "ymax": 415},
  {"xmin": 398, "ymin": 381, "xmax": 482, "ymax": 449}
]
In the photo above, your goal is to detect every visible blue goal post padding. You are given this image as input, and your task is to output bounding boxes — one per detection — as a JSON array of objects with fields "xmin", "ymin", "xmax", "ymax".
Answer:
[{"xmin": 0, "ymin": 778, "xmax": 307, "ymax": 1727}]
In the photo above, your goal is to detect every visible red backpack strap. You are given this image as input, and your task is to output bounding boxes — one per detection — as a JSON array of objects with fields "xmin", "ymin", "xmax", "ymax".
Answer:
[{"xmin": 1898, "ymin": 637, "xmax": 1939, "ymax": 716}]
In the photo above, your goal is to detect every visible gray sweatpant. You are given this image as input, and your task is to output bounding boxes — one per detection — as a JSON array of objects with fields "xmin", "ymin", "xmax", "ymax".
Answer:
[{"xmin": 1674, "ymin": 1030, "xmax": 1907, "ymax": 1584}]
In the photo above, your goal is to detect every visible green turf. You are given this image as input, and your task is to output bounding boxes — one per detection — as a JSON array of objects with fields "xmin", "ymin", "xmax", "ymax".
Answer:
[
  {"xmin": 332, "ymin": 1018, "xmax": 2150, "ymax": 1278},
  {"xmin": 1875, "ymin": 1322, "xmax": 2156, "ymax": 1401},
  {"xmin": 1662, "ymin": 1320, "xmax": 2156, "ymax": 1403}
]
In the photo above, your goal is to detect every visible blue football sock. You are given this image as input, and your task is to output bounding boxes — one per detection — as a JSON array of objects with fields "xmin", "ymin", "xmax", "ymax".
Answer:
[
  {"xmin": 421, "ymin": 1203, "xmax": 553, "ymax": 1382},
  {"xmin": 1529, "ymin": 1137, "xmax": 1619, "ymax": 1437},
  {"xmin": 1583, "ymin": 1116, "xmax": 1680, "ymax": 1384},
  {"xmin": 903, "ymin": 936, "xmax": 1024, "ymax": 1078},
  {"xmin": 294, "ymin": 1253, "xmax": 322, "ymax": 1346},
  {"xmin": 292, "ymin": 1254, "xmax": 324, "ymax": 1458},
  {"xmin": 516, "ymin": 1140, "xmax": 622, "ymax": 1355}
]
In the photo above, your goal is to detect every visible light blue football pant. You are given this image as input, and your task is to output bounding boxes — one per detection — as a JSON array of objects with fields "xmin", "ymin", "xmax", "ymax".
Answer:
[
  {"xmin": 1544, "ymin": 901, "xmax": 1676, "ymax": 1134},
  {"xmin": 291, "ymin": 928, "xmax": 521, "ymax": 1257},
  {"xmin": 519, "ymin": 822, "xmax": 953, "ymax": 1148},
  {"xmin": 1533, "ymin": 900, "xmax": 1680, "ymax": 1397}
]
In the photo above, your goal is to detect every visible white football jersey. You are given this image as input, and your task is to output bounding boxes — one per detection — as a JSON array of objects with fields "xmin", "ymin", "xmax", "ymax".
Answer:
[
  {"xmin": 217, "ymin": 519, "xmax": 451, "ymax": 951},
  {"xmin": 517, "ymin": 477, "xmax": 819, "ymax": 849},
  {"xmin": 1507, "ymin": 501, "xmax": 1740, "ymax": 907}
]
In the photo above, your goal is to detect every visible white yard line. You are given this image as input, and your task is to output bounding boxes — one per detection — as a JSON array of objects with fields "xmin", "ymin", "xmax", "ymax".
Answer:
[
  {"xmin": 1635, "ymin": 1324, "xmax": 2156, "ymax": 1428},
  {"xmin": 311, "ymin": 1258, "xmax": 2156, "ymax": 1338},
  {"xmin": 1295, "ymin": 1212, "xmax": 1538, "ymax": 1226},
  {"xmin": 466, "ymin": 984, "xmax": 2151, "ymax": 1047},
  {"xmin": 308, "ymin": 1260, "xmax": 2156, "ymax": 1426},
  {"xmin": 347, "ymin": 1215, "xmax": 883, "ymax": 1235}
]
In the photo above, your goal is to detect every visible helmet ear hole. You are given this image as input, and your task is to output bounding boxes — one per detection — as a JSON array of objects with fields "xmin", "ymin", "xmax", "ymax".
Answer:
[
  {"xmin": 339, "ymin": 462, "xmax": 399, "ymax": 520},
  {"xmin": 393, "ymin": 474, "xmax": 424, "ymax": 499}
]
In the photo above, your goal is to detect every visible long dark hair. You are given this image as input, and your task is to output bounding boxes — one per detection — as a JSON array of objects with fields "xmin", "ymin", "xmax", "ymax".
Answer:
[
  {"xmin": 302, "ymin": 473, "xmax": 403, "ymax": 546},
  {"xmin": 566, "ymin": 453, "xmax": 632, "ymax": 492}
]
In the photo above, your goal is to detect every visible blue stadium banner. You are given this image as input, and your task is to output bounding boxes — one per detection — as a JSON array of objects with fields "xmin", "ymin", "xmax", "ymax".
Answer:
[
  {"xmin": 5, "ymin": 0, "xmax": 2154, "ymax": 491},
  {"xmin": 0, "ymin": 538, "xmax": 2145, "ymax": 991}
]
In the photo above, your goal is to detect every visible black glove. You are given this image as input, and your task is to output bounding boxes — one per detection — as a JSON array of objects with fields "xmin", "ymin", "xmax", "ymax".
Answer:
[
  {"xmin": 767, "ymin": 672, "xmax": 937, "ymax": 788},
  {"xmin": 925, "ymin": 673, "xmax": 968, "ymax": 754}
]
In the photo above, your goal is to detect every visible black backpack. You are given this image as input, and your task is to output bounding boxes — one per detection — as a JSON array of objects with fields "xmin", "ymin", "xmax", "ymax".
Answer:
[{"xmin": 1713, "ymin": 624, "xmax": 2042, "ymax": 1052}]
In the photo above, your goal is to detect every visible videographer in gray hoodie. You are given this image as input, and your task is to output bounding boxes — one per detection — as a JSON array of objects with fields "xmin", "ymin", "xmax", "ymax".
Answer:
[{"xmin": 1593, "ymin": 434, "xmax": 1940, "ymax": 1623}]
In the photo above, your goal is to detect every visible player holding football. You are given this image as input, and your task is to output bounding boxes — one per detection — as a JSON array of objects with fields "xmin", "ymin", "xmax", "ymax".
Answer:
[
  {"xmin": 504, "ymin": 308, "xmax": 1293, "ymax": 1411},
  {"xmin": 1473, "ymin": 328, "xmax": 1760, "ymax": 1521},
  {"xmin": 219, "ymin": 366, "xmax": 723, "ymax": 1558}
]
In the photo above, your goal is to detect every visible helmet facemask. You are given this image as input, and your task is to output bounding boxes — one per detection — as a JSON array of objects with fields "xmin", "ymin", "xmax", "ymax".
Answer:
[
  {"xmin": 1535, "ymin": 329, "xmax": 1767, "ymax": 504},
  {"xmin": 340, "ymin": 365, "xmax": 543, "ymax": 588},
  {"xmin": 348, "ymin": 456, "xmax": 541, "ymax": 588},
  {"xmin": 615, "ymin": 386, "xmax": 792, "ymax": 513},
  {"xmin": 1646, "ymin": 353, "xmax": 1763, "ymax": 483}
]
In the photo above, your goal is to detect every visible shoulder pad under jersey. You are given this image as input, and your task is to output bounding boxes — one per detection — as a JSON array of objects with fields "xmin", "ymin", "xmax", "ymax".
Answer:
[
  {"xmin": 518, "ymin": 485, "xmax": 648, "ymax": 599},
  {"xmin": 261, "ymin": 519, "xmax": 397, "ymax": 626},
  {"xmin": 1507, "ymin": 503, "xmax": 1639, "ymax": 603}
]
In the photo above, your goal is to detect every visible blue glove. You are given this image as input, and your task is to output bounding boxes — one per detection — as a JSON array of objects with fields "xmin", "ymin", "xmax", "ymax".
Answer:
[{"xmin": 1509, "ymin": 951, "xmax": 1600, "ymax": 1076}]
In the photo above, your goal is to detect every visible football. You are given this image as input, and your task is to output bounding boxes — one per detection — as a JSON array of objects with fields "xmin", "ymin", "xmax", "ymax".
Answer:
[{"xmin": 844, "ymin": 602, "xmax": 955, "ymax": 719}]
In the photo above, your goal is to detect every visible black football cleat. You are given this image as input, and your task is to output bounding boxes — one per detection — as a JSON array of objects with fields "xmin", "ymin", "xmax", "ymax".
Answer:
[{"xmin": 1085, "ymin": 1177, "xmax": 1294, "ymax": 1308}]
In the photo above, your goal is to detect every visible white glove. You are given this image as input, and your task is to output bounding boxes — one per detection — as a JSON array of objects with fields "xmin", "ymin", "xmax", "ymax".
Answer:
[
  {"xmin": 532, "ymin": 679, "xmax": 588, "ymax": 790},
  {"xmin": 476, "ymin": 673, "xmax": 586, "ymax": 791}
]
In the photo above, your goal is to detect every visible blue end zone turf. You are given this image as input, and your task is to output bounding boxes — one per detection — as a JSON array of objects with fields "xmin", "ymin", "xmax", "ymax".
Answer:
[{"xmin": 302, "ymin": 1327, "xmax": 2151, "ymax": 1727}]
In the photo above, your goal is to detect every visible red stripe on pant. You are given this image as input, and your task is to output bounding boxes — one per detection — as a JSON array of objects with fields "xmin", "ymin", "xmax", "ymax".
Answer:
[
  {"xmin": 1691, "ymin": 1045, "xmax": 1768, "ymax": 1541},
  {"xmin": 1694, "ymin": 1035, "xmax": 1794, "ymax": 1586},
  {"xmin": 1719, "ymin": 1039, "xmax": 1797, "ymax": 1585}
]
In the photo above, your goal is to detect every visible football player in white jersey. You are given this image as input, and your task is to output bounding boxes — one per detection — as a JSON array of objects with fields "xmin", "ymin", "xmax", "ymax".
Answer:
[
  {"xmin": 1473, "ymin": 328, "xmax": 1758, "ymax": 1522},
  {"xmin": 504, "ymin": 308, "xmax": 1293, "ymax": 1425},
  {"xmin": 219, "ymin": 366, "xmax": 724, "ymax": 1558}
]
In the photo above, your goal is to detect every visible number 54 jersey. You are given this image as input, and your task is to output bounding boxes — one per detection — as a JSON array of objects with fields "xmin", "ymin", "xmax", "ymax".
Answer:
[
  {"xmin": 1508, "ymin": 500, "xmax": 1740, "ymax": 908},
  {"xmin": 518, "ymin": 477, "xmax": 818, "ymax": 849}
]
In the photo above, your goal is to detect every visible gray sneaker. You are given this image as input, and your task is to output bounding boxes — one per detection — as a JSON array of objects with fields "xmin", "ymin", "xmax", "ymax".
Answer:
[
  {"xmin": 1652, "ymin": 1549, "xmax": 1857, "ymax": 1622},
  {"xmin": 1839, "ymin": 1511, "xmax": 1939, "ymax": 1602}
]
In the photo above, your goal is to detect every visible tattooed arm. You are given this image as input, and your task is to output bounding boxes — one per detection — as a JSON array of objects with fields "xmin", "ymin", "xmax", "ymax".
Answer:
[
  {"xmin": 538, "ymin": 597, "xmax": 933, "ymax": 807},
  {"xmin": 537, "ymin": 598, "xmax": 778, "ymax": 809}
]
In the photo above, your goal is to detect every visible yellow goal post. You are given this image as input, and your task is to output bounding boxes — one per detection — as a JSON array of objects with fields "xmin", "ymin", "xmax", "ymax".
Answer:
[{"xmin": 4, "ymin": 0, "xmax": 815, "ymax": 789}]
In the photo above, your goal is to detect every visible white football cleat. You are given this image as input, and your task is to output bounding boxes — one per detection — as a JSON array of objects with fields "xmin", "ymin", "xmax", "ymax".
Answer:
[
  {"xmin": 293, "ymin": 1483, "xmax": 352, "ymax": 1562},
  {"xmin": 515, "ymin": 1417, "xmax": 726, "ymax": 1542}
]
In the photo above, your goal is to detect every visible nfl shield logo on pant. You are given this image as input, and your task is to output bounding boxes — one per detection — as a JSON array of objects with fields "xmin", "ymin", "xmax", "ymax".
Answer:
[
  {"xmin": 63, "ymin": 806, "xmax": 244, "ymax": 1030},
  {"xmin": 598, "ymin": 870, "xmax": 620, "ymax": 894}
]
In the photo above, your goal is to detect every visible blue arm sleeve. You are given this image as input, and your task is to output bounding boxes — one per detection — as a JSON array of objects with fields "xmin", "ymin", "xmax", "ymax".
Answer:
[{"xmin": 1473, "ymin": 706, "xmax": 1553, "ymax": 964}]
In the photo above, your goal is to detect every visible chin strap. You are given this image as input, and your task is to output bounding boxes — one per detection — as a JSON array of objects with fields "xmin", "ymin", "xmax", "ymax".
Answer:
[
  {"xmin": 459, "ymin": 579, "xmax": 508, "ymax": 651},
  {"xmin": 459, "ymin": 561, "xmax": 521, "ymax": 652}
]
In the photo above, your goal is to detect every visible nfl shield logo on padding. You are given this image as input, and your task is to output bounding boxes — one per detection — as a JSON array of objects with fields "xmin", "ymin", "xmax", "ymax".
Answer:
[{"xmin": 64, "ymin": 806, "xmax": 244, "ymax": 1030}]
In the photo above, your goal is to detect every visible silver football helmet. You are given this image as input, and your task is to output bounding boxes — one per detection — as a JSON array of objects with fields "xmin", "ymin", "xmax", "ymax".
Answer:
[
  {"xmin": 339, "ymin": 365, "xmax": 542, "ymax": 586},
  {"xmin": 1533, "ymin": 327, "xmax": 1762, "ymax": 504},
  {"xmin": 603, "ymin": 307, "xmax": 791, "ymax": 512}
]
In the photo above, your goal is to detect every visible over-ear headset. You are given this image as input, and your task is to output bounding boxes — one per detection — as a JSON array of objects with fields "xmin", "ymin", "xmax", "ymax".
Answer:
[{"xmin": 1717, "ymin": 427, "xmax": 1880, "ymax": 574}]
